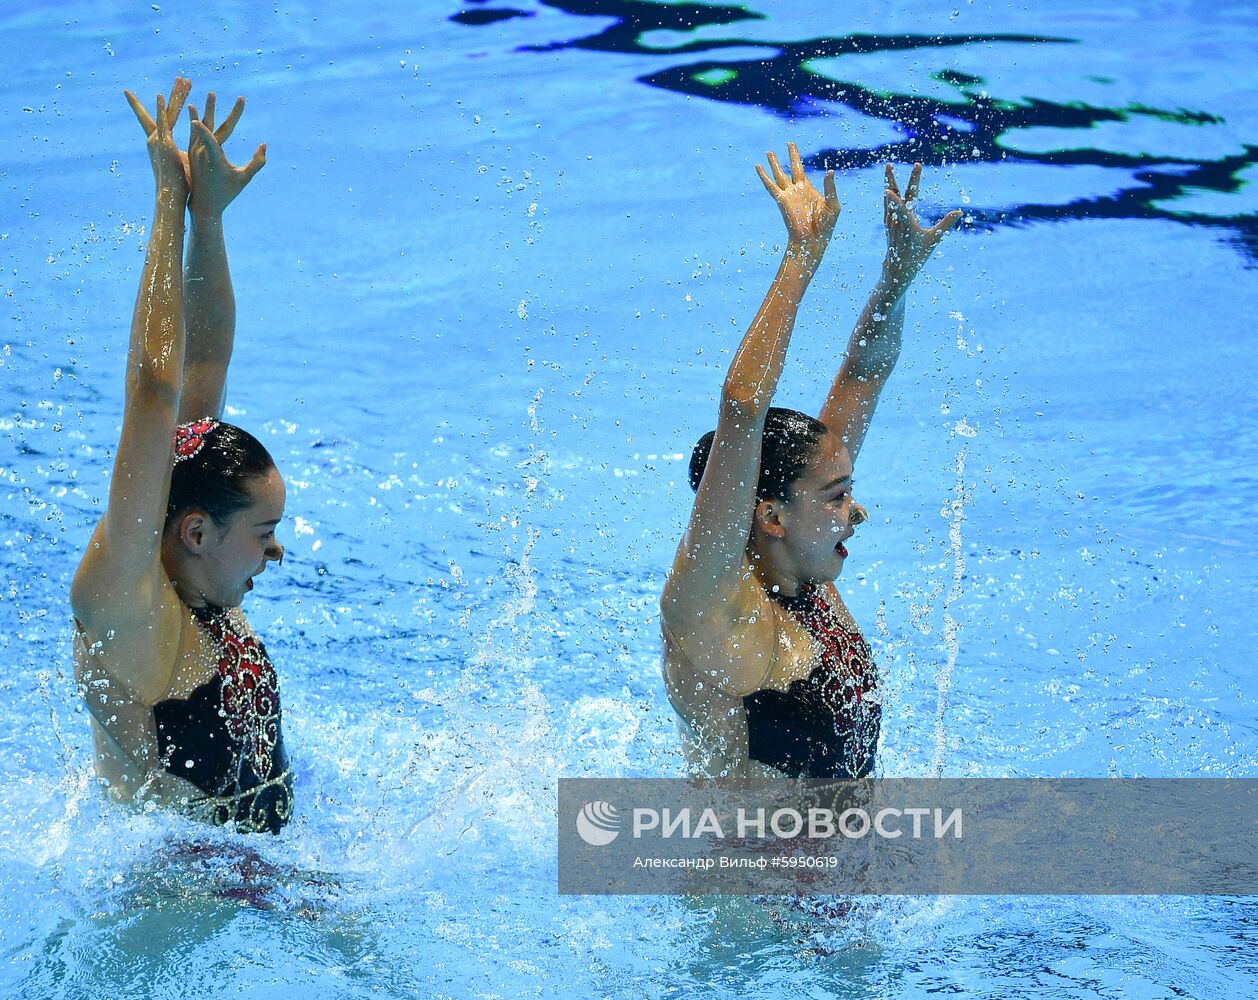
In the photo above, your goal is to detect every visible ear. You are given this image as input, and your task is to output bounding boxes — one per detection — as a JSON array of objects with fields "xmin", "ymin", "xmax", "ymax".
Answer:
[
  {"xmin": 753, "ymin": 498, "xmax": 787, "ymax": 539},
  {"xmin": 176, "ymin": 510, "xmax": 212, "ymax": 552}
]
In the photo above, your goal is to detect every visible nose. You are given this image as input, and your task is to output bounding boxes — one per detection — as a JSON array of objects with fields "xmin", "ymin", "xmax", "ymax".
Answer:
[
  {"xmin": 266, "ymin": 540, "xmax": 285, "ymax": 565},
  {"xmin": 849, "ymin": 503, "xmax": 868, "ymax": 526}
]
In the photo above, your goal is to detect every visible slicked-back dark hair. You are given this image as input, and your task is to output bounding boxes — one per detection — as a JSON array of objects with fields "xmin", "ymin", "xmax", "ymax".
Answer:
[
  {"xmin": 688, "ymin": 406, "xmax": 829, "ymax": 503},
  {"xmin": 166, "ymin": 421, "xmax": 276, "ymax": 529}
]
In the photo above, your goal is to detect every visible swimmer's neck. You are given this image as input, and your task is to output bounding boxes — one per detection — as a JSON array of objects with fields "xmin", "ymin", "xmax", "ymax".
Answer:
[{"xmin": 747, "ymin": 548, "xmax": 810, "ymax": 599}]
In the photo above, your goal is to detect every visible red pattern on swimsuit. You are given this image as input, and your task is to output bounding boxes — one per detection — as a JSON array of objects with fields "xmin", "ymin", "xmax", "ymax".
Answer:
[
  {"xmin": 788, "ymin": 584, "xmax": 880, "ymax": 762},
  {"xmin": 794, "ymin": 585, "xmax": 875, "ymax": 699},
  {"xmin": 193, "ymin": 606, "xmax": 282, "ymax": 779}
]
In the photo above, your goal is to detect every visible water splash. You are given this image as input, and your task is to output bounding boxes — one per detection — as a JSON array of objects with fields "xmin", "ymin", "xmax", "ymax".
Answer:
[
  {"xmin": 37, "ymin": 666, "xmax": 93, "ymax": 864},
  {"xmin": 933, "ymin": 447, "xmax": 970, "ymax": 778},
  {"xmin": 396, "ymin": 393, "xmax": 557, "ymax": 856}
]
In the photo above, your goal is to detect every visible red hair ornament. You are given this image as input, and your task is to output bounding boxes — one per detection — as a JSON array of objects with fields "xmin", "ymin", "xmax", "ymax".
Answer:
[{"xmin": 173, "ymin": 418, "xmax": 219, "ymax": 463}]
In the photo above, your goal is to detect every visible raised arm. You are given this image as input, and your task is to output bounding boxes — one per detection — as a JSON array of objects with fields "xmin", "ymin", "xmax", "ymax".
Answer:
[
  {"xmin": 820, "ymin": 163, "xmax": 962, "ymax": 462},
  {"xmin": 71, "ymin": 82, "xmax": 191, "ymax": 630},
  {"xmin": 179, "ymin": 92, "xmax": 267, "ymax": 420},
  {"xmin": 662, "ymin": 144, "xmax": 840, "ymax": 684}
]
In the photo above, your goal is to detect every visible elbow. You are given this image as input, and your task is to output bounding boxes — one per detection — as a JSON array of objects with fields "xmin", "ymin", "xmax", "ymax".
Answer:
[
  {"xmin": 845, "ymin": 365, "xmax": 891, "ymax": 391},
  {"xmin": 717, "ymin": 389, "xmax": 770, "ymax": 425},
  {"xmin": 124, "ymin": 369, "xmax": 179, "ymax": 409}
]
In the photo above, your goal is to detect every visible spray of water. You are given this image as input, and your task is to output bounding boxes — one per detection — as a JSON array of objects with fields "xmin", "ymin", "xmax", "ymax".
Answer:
[
  {"xmin": 933, "ymin": 447, "xmax": 969, "ymax": 778},
  {"xmin": 927, "ymin": 302, "xmax": 981, "ymax": 778},
  {"xmin": 38, "ymin": 666, "xmax": 93, "ymax": 863},
  {"xmin": 399, "ymin": 391, "xmax": 556, "ymax": 851}
]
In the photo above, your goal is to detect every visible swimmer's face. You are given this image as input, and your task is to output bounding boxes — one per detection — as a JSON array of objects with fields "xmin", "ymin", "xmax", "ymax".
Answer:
[
  {"xmin": 188, "ymin": 467, "xmax": 286, "ymax": 608},
  {"xmin": 764, "ymin": 433, "xmax": 858, "ymax": 584}
]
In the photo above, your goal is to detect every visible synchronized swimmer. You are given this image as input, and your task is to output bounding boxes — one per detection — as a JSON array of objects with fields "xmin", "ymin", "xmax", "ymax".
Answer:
[
  {"xmin": 72, "ymin": 83, "xmax": 959, "ymax": 834},
  {"xmin": 72, "ymin": 79, "xmax": 292, "ymax": 833},
  {"xmin": 661, "ymin": 143, "xmax": 960, "ymax": 780}
]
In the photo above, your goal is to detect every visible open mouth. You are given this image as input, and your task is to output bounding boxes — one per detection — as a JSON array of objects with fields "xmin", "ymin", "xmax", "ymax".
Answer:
[{"xmin": 836, "ymin": 542, "xmax": 848, "ymax": 558}]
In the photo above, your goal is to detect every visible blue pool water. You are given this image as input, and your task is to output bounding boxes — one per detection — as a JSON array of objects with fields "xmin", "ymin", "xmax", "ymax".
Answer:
[{"xmin": 1, "ymin": 0, "xmax": 1256, "ymax": 996}]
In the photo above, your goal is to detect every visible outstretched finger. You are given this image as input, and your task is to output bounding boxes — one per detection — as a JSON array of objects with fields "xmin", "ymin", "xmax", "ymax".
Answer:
[
  {"xmin": 241, "ymin": 143, "xmax": 267, "ymax": 182},
  {"xmin": 755, "ymin": 162, "xmax": 778, "ymax": 196},
  {"xmin": 166, "ymin": 78, "xmax": 190, "ymax": 128},
  {"xmin": 905, "ymin": 162, "xmax": 922, "ymax": 203},
  {"xmin": 823, "ymin": 169, "xmax": 840, "ymax": 212},
  {"xmin": 766, "ymin": 150, "xmax": 789, "ymax": 188},
  {"xmin": 787, "ymin": 141, "xmax": 805, "ymax": 184},
  {"xmin": 154, "ymin": 93, "xmax": 169, "ymax": 140},
  {"xmin": 216, "ymin": 97, "xmax": 245, "ymax": 144},
  {"xmin": 883, "ymin": 184, "xmax": 901, "ymax": 230},
  {"xmin": 884, "ymin": 163, "xmax": 900, "ymax": 199},
  {"xmin": 930, "ymin": 208, "xmax": 964, "ymax": 237},
  {"xmin": 125, "ymin": 90, "xmax": 156, "ymax": 135}
]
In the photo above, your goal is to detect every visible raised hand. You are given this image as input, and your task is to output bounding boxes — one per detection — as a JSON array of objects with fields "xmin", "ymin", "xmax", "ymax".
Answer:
[
  {"xmin": 185, "ymin": 91, "xmax": 267, "ymax": 218},
  {"xmin": 755, "ymin": 142, "xmax": 841, "ymax": 259},
  {"xmin": 882, "ymin": 163, "xmax": 963, "ymax": 289},
  {"xmin": 124, "ymin": 78, "xmax": 192, "ymax": 199}
]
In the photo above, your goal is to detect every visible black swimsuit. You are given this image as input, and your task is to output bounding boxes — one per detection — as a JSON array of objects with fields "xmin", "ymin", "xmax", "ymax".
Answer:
[
  {"xmin": 743, "ymin": 584, "xmax": 881, "ymax": 779},
  {"xmin": 153, "ymin": 605, "xmax": 294, "ymax": 834}
]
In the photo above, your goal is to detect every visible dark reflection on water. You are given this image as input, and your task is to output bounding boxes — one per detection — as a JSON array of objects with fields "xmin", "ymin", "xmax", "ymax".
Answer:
[{"xmin": 453, "ymin": 0, "xmax": 1258, "ymax": 264}]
